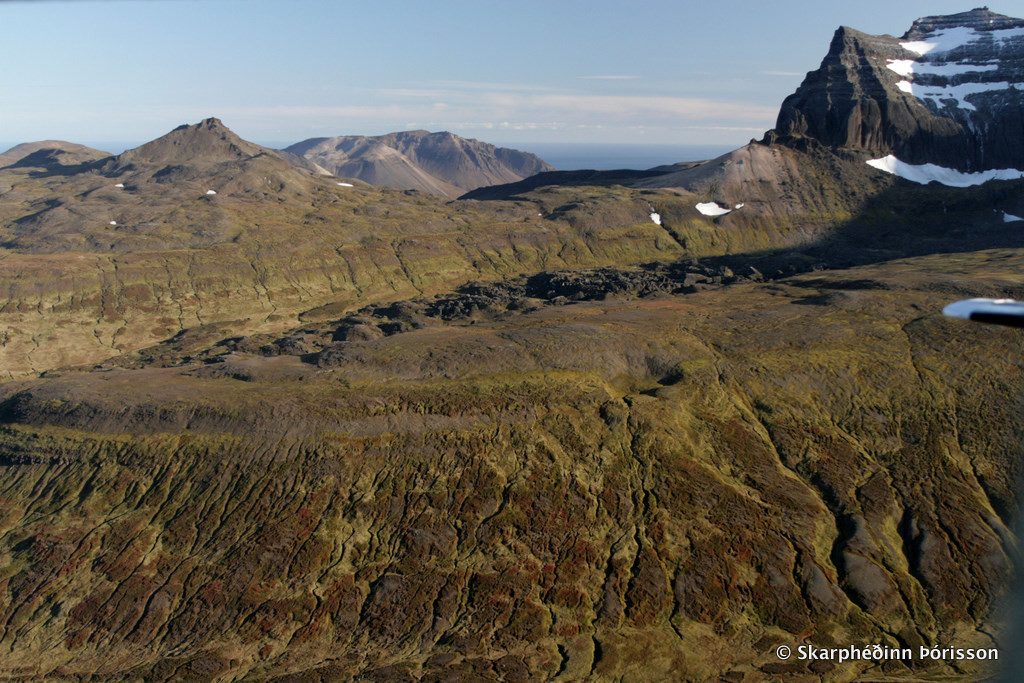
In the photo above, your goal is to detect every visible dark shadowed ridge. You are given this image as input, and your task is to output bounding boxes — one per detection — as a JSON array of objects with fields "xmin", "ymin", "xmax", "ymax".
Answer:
[{"xmin": 0, "ymin": 140, "xmax": 111, "ymax": 169}]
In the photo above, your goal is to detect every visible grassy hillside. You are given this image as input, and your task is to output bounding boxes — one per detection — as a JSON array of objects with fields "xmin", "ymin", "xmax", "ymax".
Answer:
[
  {"xmin": 0, "ymin": 249, "xmax": 1021, "ymax": 680},
  {"xmin": 0, "ymin": 163, "xmax": 683, "ymax": 378}
]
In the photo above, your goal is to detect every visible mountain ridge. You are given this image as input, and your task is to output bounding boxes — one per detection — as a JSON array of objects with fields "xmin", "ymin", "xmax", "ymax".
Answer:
[
  {"xmin": 286, "ymin": 129, "xmax": 554, "ymax": 197},
  {"xmin": 0, "ymin": 118, "xmax": 685, "ymax": 379},
  {"xmin": 115, "ymin": 117, "xmax": 270, "ymax": 167},
  {"xmin": 0, "ymin": 140, "xmax": 111, "ymax": 169}
]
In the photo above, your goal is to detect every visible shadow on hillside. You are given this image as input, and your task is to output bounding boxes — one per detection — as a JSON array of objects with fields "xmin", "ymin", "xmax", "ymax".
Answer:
[
  {"xmin": 1, "ymin": 150, "xmax": 111, "ymax": 178},
  {"xmin": 814, "ymin": 173, "xmax": 1024, "ymax": 259},
  {"xmin": 467, "ymin": 156, "xmax": 1024, "ymax": 281},
  {"xmin": 459, "ymin": 168, "xmax": 673, "ymax": 199}
]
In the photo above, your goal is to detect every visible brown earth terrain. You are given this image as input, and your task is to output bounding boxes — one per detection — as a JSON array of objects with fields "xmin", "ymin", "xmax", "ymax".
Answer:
[
  {"xmin": 0, "ymin": 118, "xmax": 1023, "ymax": 681},
  {"xmin": 0, "ymin": 119, "xmax": 926, "ymax": 382},
  {"xmin": 1, "ymin": 248, "xmax": 1022, "ymax": 681}
]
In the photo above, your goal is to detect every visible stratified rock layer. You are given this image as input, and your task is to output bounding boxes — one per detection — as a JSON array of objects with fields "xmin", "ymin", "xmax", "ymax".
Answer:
[{"xmin": 774, "ymin": 8, "xmax": 1024, "ymax": 172}]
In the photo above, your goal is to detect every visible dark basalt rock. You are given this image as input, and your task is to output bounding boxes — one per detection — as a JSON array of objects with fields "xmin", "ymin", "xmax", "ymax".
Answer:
[{"xmin": 772, "ymin": 8, "xmax": 1024, "ymax": 172}]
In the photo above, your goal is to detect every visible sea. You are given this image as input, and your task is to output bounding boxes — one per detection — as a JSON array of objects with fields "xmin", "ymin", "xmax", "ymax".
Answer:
[
  {"xmin": 511, "ymin": 143, "xmax": 735, "ymax": 171},
  {"xmin": 2, "ymin": 141, "xmax": 737, "ymax": 172}
]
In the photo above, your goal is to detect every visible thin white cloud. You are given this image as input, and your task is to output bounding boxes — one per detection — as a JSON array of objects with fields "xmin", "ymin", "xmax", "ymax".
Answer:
[
  {"xmin": 676, "ymin": 125, "xmax": 772, "ymax": 132},
  {"xmin": 761, "ymin": 70, "xmax": 805, "ymax": 77},
  {"xmin": 197, "ymin": 90, "xmax": 778, "ymax": 144},
  {"xmin": 377, "ymin": 89, "xmax": 452, "ymax": 98},
  {"xmin": 424, "ymin": 80, "xmax": 557, "ymax": 92},
  {"xmin": 352, "ymin": 90, "xmax": 778, "ymax": 125},
  {"xmin": 580, "ymin": 75, "xmax": 641, "ymax": 80},
  {"xmin": 522, "ymin": 94, "xmax": 778, "ymax": 122}
]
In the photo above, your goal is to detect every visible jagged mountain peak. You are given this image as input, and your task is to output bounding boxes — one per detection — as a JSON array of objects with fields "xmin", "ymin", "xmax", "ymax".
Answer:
[{"xmin": 771, "ymin": 9, "xmax": 1024, "ymax": 174}]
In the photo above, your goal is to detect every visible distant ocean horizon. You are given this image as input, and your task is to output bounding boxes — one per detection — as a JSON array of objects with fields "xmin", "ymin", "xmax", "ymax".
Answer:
[
  {"xmin": 1, "ymin": 140, "xmax": 740, "ymax": 172},
  {"xmin": 509, "ymin": 142, "xmax": 738, "ymax": 171}
]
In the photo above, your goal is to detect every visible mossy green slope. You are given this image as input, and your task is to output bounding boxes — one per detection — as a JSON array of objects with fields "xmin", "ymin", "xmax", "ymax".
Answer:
[
  {"xmin": 0, "ymin": 250, "xmax": 1021, "ymax": 681},
  {"xmin": 6, "ymin": 119, "xmax": 1024, "ymax": 385},
  {"xmin": 0, "ymin": 151, "xmax": 682, "ymax": 379}
]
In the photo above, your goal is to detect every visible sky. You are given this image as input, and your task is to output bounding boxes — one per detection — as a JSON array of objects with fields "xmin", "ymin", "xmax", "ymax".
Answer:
[{"xmin": 0, "ymin": 0, "xmax": 1008, "ymax": 150}]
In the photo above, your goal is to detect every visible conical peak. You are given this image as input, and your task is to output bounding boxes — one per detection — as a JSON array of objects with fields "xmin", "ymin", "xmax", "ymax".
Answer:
[{"xmin": 118, "ymin": 118, "xmax": 267, "ymax": 166}]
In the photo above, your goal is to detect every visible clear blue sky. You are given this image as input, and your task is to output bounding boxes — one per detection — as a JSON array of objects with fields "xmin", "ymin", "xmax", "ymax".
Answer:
[{"xmin": 0, "ymin": 0, "xmax": 1002, "ymax": 150}]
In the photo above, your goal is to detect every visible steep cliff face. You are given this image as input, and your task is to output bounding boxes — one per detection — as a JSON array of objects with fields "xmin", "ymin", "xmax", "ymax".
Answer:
[{"xmin": 774, "ymin": 8, "xmax": 1024, "ymax": 172}]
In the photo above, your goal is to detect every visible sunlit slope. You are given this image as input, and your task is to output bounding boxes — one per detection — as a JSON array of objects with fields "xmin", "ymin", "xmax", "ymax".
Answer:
[
  {"xmin": 286, "ymin": 130, "xmax": 554, "ymax": 197},
  {"xmin": 0, "ymin": 120, "xmax": 684, "ymax": 378},
  {"xmin": 7, "ymin": 116, "xmax": 1024, "ymax": 380},
  {"xmin": 0, "ymin": 250, "xmax": 1021, "ymax": 680}
]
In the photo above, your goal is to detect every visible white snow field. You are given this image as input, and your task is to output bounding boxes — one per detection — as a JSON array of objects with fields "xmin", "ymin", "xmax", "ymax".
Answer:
[
  {"xmin": 888, "ymin": 26, "xmax": 1024, "ymax": 111},
  {"xmin": 695, "ymin": 202, "xmax": 732, "ymax": 217},
  {"xmin": 866, "ymin": 155, "xmax": 1024, "ymax": 187}
]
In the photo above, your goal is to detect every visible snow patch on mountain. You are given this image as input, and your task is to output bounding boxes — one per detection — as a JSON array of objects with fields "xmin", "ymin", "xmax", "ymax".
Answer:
[
  {"xmin": 894, "ymin": 79, "xmax": 1019, "ymax": 111},
  {"xmin": 696, "ymin": 202, "xmax": 732, "ymax": 217},
  {"xmin": 899, "ymin": 26, "xmax": 980, "ymax": 55},
  {"xmin": 900, "ymin": 25, "xmax": 1024, "ymax": 56},
  {"xmin": 891, "ymin": 25, "xmax": 1024, "ymax": 113},
  {"xmin": 867, "ymin": 154, "xmax": 1024, "ymax": 186},
  {"xmin": 887, "ymin": 59, "xmax": 998, "ymax": 78}
]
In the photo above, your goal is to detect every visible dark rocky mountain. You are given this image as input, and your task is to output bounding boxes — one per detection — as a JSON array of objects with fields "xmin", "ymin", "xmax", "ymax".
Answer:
[
  {"xmin": 116, "ymin": 117, "xmax": 270, "ymax": 166},
  {"xmin": 772, "ymin": 7, "xmax": 1024, "ymax": 172},
  {"xmin": 286, "ymin": 130, "xmax": 554, "ymax": 197},
  {"xmin": 0, "ymin": 118, "xmax": 327, "ymax": 255},
  {"xmin": 104, "ymin": 117, "xmax": 322, "ymax": 192}
]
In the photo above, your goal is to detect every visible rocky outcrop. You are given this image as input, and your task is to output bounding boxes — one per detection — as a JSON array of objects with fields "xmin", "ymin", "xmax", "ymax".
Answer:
[
  {"xmin": 286, "ymin": 130, "xmax": 554, "ymax": 196},
  {"xmin": 773, "ymin": 8, "xmax": 1024, "ymax": 172}
]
